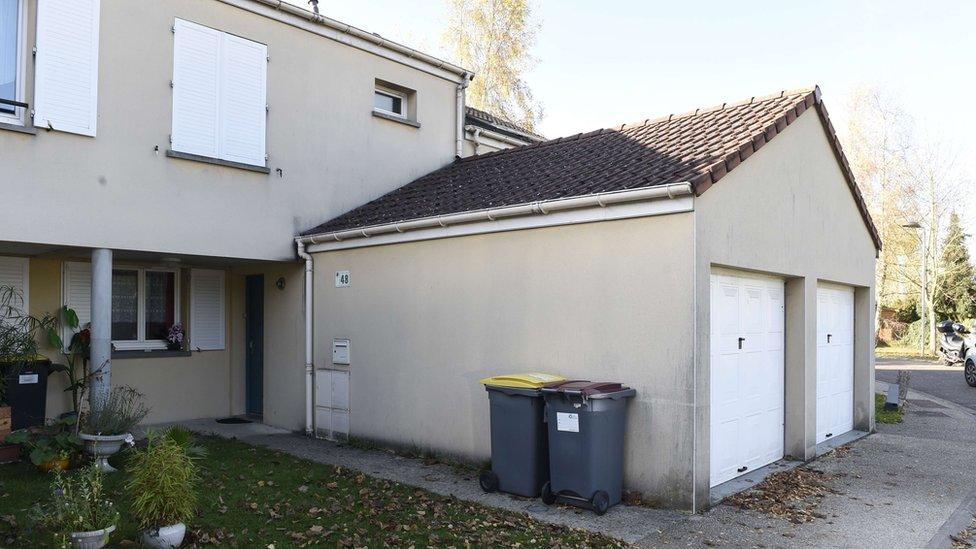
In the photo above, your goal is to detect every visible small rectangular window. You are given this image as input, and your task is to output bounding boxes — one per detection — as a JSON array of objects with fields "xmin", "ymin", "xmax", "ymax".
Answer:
[
  {"xmin": 0, "ymin": 0, "xmax": 25, "ymax": 122},
  {"xmin": 374, "ymin": 89, "xmax": 405, "ymax": 117},
  {"xmin": 111, "ymin": 269, "xmax": 139, "ymax": 341}
]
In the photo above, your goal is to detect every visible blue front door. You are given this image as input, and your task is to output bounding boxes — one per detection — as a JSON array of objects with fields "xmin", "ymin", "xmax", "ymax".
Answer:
[{"xmin": 245, "ymin": 275, "xmax": 264, "ymax": 416}]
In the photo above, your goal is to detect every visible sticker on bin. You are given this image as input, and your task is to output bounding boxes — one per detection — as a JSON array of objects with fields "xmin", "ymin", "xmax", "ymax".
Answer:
[
  {"xmin": 18, "ymin": 374, "xmax": 38, "ymax": 384},
  {"xmin": 556, "ymin": 412, "xmax": 580, "ymax": 432}
]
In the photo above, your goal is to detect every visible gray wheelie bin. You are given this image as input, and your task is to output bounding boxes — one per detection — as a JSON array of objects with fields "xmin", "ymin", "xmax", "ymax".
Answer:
[
  {"xmin": 478, "ymin": 373, "xmax": 565, "ymax": 497},
  {"xmin": 540, "ymin": 380, "xmax": 636, "ymax": 515}
]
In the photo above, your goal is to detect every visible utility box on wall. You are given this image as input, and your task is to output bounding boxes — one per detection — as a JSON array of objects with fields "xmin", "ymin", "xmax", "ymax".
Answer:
[{"xmin": 315, "ymin": 368, "xmax": 350, "ymax": 441}]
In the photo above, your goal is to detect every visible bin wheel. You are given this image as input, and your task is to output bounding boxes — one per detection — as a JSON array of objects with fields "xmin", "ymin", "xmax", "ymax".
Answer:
[
  {"xmin": 591, "ymin": 491, "xmax": 610, "ymax": 516},
  {"xmin": 541, "ymin": 482, "xmax": 556, "ymax": 505},
  {"xmin": 479, "ymin": 471, "xmax": 499, "ymax": 493}
]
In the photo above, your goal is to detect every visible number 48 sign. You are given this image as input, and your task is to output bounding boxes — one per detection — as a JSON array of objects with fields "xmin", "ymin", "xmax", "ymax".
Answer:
[{"xmin": 335, "ymin": 270, "xmax": 351, "ymax": 287}]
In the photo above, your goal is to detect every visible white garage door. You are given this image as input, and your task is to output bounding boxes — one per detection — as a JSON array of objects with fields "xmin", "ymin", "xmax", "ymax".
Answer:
[
  {"xmin": 816, "ymin": 284, "xmax": 854, "ymax": 443},
  {"xmin": 710, "ymin": 272, "xmax": 785, "ymax": 487}
]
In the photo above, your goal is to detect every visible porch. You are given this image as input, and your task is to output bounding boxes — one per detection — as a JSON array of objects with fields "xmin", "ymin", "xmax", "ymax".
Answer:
[{"xmin": 0, "ymin": 242, "xmax": 307, "ymax": 431}]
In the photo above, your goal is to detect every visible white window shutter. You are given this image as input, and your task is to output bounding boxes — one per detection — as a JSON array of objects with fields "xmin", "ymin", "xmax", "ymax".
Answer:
[
  {"xmin": 190, "ymin": 269, "xmax": 225, "ymax": 351},
  {"xmin": 171, "ymin": 19, "xmax": 221, "ymax": 159},
  {"xmin": 218, "ymin": 33, "xmax": 267, "ymax": 166},
  {"xmin": 34, "ymin": 0, "xmax": 100, "ymax": 136},
  {"xmin": 62, "ymin": 261, "xmax": 91, "ymax": 347},
  {"xmin": 0, "ymin": 257, "xmax": 29, "ymax": 319}
]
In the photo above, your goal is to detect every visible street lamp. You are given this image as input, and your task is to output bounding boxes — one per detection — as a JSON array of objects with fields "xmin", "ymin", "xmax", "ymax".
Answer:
[{"xmin": 902, "ymin": 221, "xmax": 926, "ymax": 356}]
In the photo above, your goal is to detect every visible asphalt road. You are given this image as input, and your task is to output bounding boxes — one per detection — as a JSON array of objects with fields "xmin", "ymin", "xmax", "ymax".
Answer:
[{"xmin": 876, "ymin": 356, "xmax": 976, "ymax": 411}]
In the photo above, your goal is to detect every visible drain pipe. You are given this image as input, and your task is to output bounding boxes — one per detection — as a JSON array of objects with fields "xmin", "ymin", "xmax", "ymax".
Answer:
[
  {"xmin": 296, "ymin": 239, "xmax": 314, "ymax": 436},
  {"xmin": 455, "ymin": 72, "xmax": 472, "ymax": 157}
]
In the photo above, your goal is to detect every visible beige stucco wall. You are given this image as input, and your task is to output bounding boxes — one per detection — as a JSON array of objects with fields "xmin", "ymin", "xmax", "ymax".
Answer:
[
  {"xmin": 693, "ymin": 109, "xmax": 877, "ymax": 509},
  {"xmin": 1, "ymin": 0, "xmax": 460, "ymax": 261},
  {"xmin": 25, "ymin": 258, "xmax": 235, "ymax": 424},
  {"xmin": 312, "ymin": 213, "xmax": 697, "ymax": 507}
]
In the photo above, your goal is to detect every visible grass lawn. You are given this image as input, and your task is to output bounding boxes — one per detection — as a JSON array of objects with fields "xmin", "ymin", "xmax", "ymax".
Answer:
[
  {"xmin": 875, "ymin": 346, "xmax": 938, "ymax": 361},
  {"xmin": 875, "ymin": 393, "xmax": 905, "ymax": 424},
  {"xmin": 0, "ymin": 436, "xmax": 625, "ymax": 548}
]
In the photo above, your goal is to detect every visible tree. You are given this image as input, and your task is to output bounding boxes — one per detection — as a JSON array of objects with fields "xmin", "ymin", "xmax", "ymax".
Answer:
[
  {"xmin": 443, "ymin": 0, "xmax": 543, "ymax": 131},
  {"xmin": 934, "ymin": 212, "xmax": 975, "ymax": 321}
]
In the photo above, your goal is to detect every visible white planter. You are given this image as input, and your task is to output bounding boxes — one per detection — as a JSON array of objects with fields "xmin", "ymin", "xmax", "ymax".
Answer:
[
  {"xmin": 78, "ymin": 433, "xmax": 130, "ymax": 473},
  {"xmin": 69, "ymin": 524, "xmax": 115, "ymax": 549},
  {"xmin": 141, "ymin": 522, "xmax": 186, "ymax": 549}
]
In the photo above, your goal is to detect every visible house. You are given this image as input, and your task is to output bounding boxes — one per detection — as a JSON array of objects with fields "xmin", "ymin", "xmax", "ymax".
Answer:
[
  {"xmin": 1, "ymin": 0, "xmax": 877, "ymax": 514},
  {"xmin": 297, "ymin": 87, "xmax": 879, "ymax": 511},
  {"xmin": 0, "ymin": 0, "xmax": 485, "ymax": 428}
]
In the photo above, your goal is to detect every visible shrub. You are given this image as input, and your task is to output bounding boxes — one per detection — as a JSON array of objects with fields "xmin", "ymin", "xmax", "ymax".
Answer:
[
  {"xmin": 126, "ymin": 435, "xmax": 199, "ymax": 529},
  {"xmin": 83, "ymin": 386, "xmax": 150, "ymax": 435},
  {"xmin": 29, "ymin": 463, "xmax": 119, "ymax": 541}
]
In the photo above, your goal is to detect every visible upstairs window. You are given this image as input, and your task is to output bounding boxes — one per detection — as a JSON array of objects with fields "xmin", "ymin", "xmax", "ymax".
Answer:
[
  {"xmin": 171, "ymin": 19, "xmax": 268, "ymax": 168},
  {"xmin": 372, "ymin": 79, "xmax": 418, "ymax": 127},
  {"xmin": 0, "ymin": 0, "xmax": 25, "ymax": 124},
  {"xmin": 374, "ymin": 88, "xmax": 405, "ymax": 118}
]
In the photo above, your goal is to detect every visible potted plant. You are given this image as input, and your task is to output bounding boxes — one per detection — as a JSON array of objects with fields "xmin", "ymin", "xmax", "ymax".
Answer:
[
  {"xmin": 46, "ymin": 306, "xmax": 99, "ymax": 422},
  {"xmin": 29, "ymin": 463, "xmax": 119, "ymax": 549},
  {"xmin": 0, "ymin": 285, "xmax": 58, "ymax": 433},
  {"xmin": 127, "ymin": 434, "xmax": 199, "ymax": 548},
  {"xmin": 4, "ymin": 415, "xmax": 81, "ymax": 472},
  {"xmin": 79, "ymin": 386, "xmax": 148, "ymax": 472},
  {"xmin": 166, "ymin": 324, "xmax": 185, "ymax": 351}
]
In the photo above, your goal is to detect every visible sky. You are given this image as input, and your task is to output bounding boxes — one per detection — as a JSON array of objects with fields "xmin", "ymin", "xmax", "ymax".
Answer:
[{"xmin": 295, "ymin": 0, "xmax": 974, "ymax": 228}]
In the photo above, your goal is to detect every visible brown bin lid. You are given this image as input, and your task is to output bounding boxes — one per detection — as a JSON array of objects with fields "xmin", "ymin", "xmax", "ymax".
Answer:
[{"xmin": 541, "ymin": 380, "xmax": 625, "ymax": 397}]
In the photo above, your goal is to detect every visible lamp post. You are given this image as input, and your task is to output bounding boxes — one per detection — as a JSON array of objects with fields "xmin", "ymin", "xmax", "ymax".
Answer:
[{"xmin": 902, "ymin": 221, "xmax": 926, "ymax": 356}]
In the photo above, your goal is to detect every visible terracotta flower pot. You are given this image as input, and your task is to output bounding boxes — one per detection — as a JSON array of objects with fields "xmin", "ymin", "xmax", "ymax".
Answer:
[
  {"xmin": 0, "ymin": 406, "xmax": 11, "ymax": 440},
  {"xmin": 38, "ymin": 456, "xmax": 70, "ymax": 473},
  {"xmin": 0, "ymin": 443, "xmax": 21, "ymax": 464}
]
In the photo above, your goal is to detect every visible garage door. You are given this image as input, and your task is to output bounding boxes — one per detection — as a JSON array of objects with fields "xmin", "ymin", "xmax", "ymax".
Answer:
[
  {"xmin": 816, "ymin": 284, "xmax": 854, "ymax": 443},
  {"xmin": 710, "ymin": 272, "xmax": 785, "ymax": 487}
]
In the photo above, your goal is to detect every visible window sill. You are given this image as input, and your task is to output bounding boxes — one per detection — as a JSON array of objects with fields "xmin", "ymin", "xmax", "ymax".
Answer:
[
  {"xmin": 372, "ymin": 110, "xmax": 421, "ymax": 129},
  {"xmin": 0, "ymin": 121, "xmax": 36, "ymax": 136},
  {"xmin": 166, "ymin": 149, "xmax": 271, "ymax": 174},
  {"xmin": 113, "ymin": 349, "xmax": 192, "ymax": 360}
]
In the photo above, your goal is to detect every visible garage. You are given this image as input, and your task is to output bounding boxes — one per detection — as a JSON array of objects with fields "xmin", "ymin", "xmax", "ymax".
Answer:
[
  {"xmin": 816, "ymin": 284, "xmax": 855, "ymax": 443},
  {"xmin": 298, "ymin": 87, "xmax": 881, "ymax": 511},
  {"xmin": 709, "ymin": 271, "xmax": 785, "ymax": 487}
]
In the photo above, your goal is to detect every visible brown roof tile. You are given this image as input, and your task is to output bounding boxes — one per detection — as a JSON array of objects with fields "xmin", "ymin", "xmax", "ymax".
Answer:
[{"xmin": 303, "ymin": 86, "xmax": 881, "ymax": 250}]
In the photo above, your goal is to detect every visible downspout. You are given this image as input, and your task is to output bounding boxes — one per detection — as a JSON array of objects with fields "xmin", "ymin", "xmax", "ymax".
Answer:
[
  {"xmin": 456, "ymin": 72, "xmax": 472, "ymax": 158},
  {"xmin": 296, "ymin": 240, "xmax": 314, "ymax": 436},
  {"xmin": 470, "ymin": 127, "xmax": 482, "ymax": 155}
]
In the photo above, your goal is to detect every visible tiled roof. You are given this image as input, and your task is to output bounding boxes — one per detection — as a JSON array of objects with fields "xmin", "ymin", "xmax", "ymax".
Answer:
[
  {"xmin": 303, "ymin": 87, "xmax": 880, "ymax": 250},
  {"xmin": 465, "ymin": 107, "xmax": 545, "ymax": 142}
]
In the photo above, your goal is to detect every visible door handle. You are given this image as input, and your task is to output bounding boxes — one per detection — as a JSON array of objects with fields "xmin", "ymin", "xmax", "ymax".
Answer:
[
  {"xmin": 827, "ymin": 334, "xmax": 833, "ymax": 343},
  {"xmin": 737, "ymin": 466, "xmax": 748, "ymax": 473},
  {"xmin": 738, "ymin": 337, "xmax": 745, "ymax": 350}
]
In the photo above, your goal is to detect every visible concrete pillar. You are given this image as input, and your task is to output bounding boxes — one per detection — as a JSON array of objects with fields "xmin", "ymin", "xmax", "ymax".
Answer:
[
  {"xmin": 89, "ymin": 248, "xmax": 112, "ymax": 411},
  {"xmin": 784, "ymin": 277, "xmax": 817, "ymax": 461},
  {"xmin": 853, "ymin": 286, "xmax": 876, "ymax": 432}
]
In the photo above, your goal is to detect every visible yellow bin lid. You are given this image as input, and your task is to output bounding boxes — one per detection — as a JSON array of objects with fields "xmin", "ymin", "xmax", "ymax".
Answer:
[{"xmin": 480, "ymin": 372, "xmax": 566, "ymax": 389}]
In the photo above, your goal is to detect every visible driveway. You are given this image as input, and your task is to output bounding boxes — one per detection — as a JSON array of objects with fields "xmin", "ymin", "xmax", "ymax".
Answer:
[
  {"xmin": 634, "ymin": 360, "xmax": 976, "ymax": 548},
  {"xmin": 876, "ymin": 356, "xmax": 976, "ymax": 410}
]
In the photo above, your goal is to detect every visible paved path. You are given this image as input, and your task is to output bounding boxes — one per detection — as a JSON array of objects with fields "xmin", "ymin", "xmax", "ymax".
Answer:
[{"xmin": 876, "ymin": 356, "xmax": 976, "ymax": 411}]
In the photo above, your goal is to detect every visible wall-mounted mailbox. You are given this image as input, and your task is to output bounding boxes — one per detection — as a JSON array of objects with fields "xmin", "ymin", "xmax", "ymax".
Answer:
[{"xmin": 332, "ymin": 338, "xmax": 350, "ymax": 365}]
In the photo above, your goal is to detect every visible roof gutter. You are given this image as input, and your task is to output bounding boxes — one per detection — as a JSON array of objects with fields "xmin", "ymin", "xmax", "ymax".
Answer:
[
  {"xmin": 223, "ymin": 0, "xmax": 471, "ymax": 82},
  {"xmin": 298, "ymin": 182, "xmax": 693, "ymax": 245},
  {"xmin": 464, "ymin": 124, "xmax": 537, "ymax": 149}
]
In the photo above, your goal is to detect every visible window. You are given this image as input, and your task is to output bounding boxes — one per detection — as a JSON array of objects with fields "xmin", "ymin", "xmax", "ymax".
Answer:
[
  {"xmin": 111, "ymin": 267, "xmax": 179, "ymax": 350},
  {"xmin": 0, "ymin": 256, "xmax": 28, "ymax": 323},
  {"xmin": 0, "ymin": 0, "xmax": 25, "ymax": 124},
  {"xmin": 374, "ymin": 89, "xmax": 405, "ymax": 118},
  {"xmin": 171, "ymin": 19, "xmax": 268, "ymax": 168}
]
